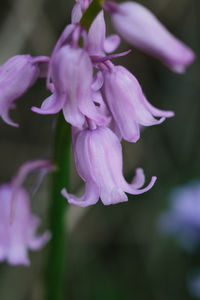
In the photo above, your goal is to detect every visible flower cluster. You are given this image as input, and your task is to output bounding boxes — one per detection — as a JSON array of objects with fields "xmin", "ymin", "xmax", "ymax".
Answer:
[
  {"xmin": 0, "ymin": 0, "xmax": 195, "ymax": 208},
  {"xmin": 159, "ymin": 181, "xmax": 200, "ymax": 251}
]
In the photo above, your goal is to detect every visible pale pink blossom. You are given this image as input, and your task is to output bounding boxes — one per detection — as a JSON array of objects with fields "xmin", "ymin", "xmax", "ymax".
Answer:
[
  {"xmin": 104, "ymin": 1, "xmax": 195, "ymax": 73},
  {"xmin": 62, "ymin": 126, "xmax": 156, "ymax": 207}
]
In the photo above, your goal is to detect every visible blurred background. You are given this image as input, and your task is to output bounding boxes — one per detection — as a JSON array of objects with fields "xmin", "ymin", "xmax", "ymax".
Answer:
[{"xmin": 0, "ymin": 0, "xmax": 199, "ymax": 299}]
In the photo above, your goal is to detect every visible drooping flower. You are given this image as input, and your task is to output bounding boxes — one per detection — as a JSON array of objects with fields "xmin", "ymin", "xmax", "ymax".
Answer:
[
  {"xmin": 100, "ymin": 61, "xmax": 174, "ymax": 142},
  {"xmin": 0, "ymin": 160, "xmax": 52, "ymax": 266},
  {"xmin": 103, "ymin": 1, "xmax": 195, "ymax": 73},
  {"xmin": 0, "ymin": 55, "xmax": 49, "ymax": 127},
  {"xmin": 32, "ymin": 23, "xmax": 109, "ymax": 128},
  {"xmin": 62, "ymin": 125, "xmax": 156, "ymax": 207},
  {"xmin": 159, "ymin": 181, "xmax": 200, "ymax": 251},
  {"xmin": 32, "ymin": 43, "xmax": 108, "ymax": 128}
]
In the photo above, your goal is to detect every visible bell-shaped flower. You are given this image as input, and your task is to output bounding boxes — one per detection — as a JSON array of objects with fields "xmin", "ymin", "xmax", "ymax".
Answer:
[
  {"xmin": 32, "ymin": 45, "xmax": 108, "ymax": 128},
  {"xmin": 62, "ymin": 126, "xmax": 156, "ymax": 207},
  {"xmin": 0, "ymin": 160, "xmax": 52, "ymax": 266},
  {"xmin": 104, "ymin": 1, "xmax": 195, "ymax": 73},
  {"xmin": 0, "ymin": 184, "xmax": 50, "ymax": 266},
  {"xmin": 101, "ymin": 62, "xmax": 174, "ymax": 142},
  {"xmin": 0, "ymin": 55, "xmax": 49, "ymax": 127}
]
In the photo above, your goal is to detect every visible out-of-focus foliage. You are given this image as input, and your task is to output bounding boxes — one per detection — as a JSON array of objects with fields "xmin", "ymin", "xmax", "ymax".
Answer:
[{"xmin": 0, "ymin": 0, "xmax": 199, "ymax": 299}]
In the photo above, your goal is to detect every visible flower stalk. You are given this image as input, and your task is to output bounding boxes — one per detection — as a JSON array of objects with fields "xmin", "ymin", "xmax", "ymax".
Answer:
[{"xmin": 46, "ymin": 113, "xmax": 71, "ymax": 300}]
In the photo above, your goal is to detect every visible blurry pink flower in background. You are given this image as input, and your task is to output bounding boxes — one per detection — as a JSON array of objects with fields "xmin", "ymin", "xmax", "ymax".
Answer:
[
  {"xmin": 0, "ymin": 55, "xmax": 49, "ymax": 127},
  {"xmin": 0, "ymin": 160, "xmax": 53, "ymax": 266},
  {"xmin": 104, "ymin": 1, "xmax": 195, "ymax": 73}
]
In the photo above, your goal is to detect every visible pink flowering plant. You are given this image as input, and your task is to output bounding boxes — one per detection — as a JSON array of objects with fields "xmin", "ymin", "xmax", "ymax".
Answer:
[{"xmin": 0, "ymin": 0, "xmax": 195, "ymax": 299}]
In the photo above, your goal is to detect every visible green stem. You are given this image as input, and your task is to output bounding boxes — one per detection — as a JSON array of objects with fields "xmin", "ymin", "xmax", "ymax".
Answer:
[
  {"xmin": 46, "ymin": 113, "xmax": 71, "ymax": 300},
  {"xmin": 80, "ymin": 0, "xmax": 105, "ymax": 32}
]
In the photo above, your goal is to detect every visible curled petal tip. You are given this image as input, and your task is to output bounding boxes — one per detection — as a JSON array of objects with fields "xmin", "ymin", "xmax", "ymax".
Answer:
[
  {"xmin": 61, "ymin": 180, "xmax": 100, "ymax": 207},
  {"xmin": 131, "ymin": 168, "xmax": 145, "ymax": 189},
  {"xmin": 152, "ymin": 176, "xmax": 157, "ymax": 184},
  {"xmin": 2, "ymin": 117, "xmax": 19, "ymax": 128},
  {"xmin": 61, "ymin": 188, "xmax": 68, "ymax": 199},
  {"xmin": 9, "ymin": 122, "xmax": 19, "ymax": 128},
  {"xmin": 148, "ymin": 176, "xmax": 157, "ymax": 191},
  {"xmin": 133, "ymin": 175, "xmax": 157, "ymax": 195},
  {"xmin": 31, "ymin": 106, "xmax": 42, "ymax": 114},
  {"xmin": 61, "ymin": 188, "xmax": 90, "ymax": 207},
  {"xmin": 31, "ymin": 106, "xmax": 58, "ymax": 115}
]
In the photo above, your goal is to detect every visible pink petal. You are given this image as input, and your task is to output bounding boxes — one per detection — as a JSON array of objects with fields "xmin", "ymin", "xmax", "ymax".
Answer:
[
  {"xmin": 130, "ymin": 168, "xmax": 145, "ymax": 189},
  {"xmin": 71, "ymin": 3, "xmax": 82, "ymax": 23},
  {"xmin": 62, "ymin": 100, "xmax": 85, "ymax": 129},
  {"xmin": 100, "ymin": 187, "xmax": 128, "ymax": 205},
  {"xmin": 122, "ymin": 175, "xmax": 157, "ymax": 195},
  {"xmin": 91, "ymin": 72, "xmax": 104, "ymax": 91},
  {"xmin": 61, "ymin": 180, "xmax": 99, "ymax": 207},
  {"xmin": 32, "ymin": 93, "xmax": 64, "ymax": 115},
  {"xmin": 1, "ymin": 109, "xmax": 19, "ymax": 127},
  {"xmin": 104, "ymin": 34, "xmax": 121, "ymax": 53},
  {"xmin": 87, "ymin": 10, "xmax": 106, "ymax": 55}
]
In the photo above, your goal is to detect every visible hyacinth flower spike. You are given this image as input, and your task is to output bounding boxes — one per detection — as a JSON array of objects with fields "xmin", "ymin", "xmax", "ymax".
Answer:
[
  {"xmin": 0, "ymin": 55, "xmax": 49, "ymax": 127},
  {"xmin": 103, "ymin": 1, "xmax": 195, "ymax": 73},
  {"xmin": 62, "ymin": 125, "xmax": 156, "ymax": 207},
  {"xmin": 0, "ymin": 160, "xmax": 53, "ymax": 266},
  {"xmin": 100, "ymin": 61, "xmax": 174, "ymax": 142}
]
